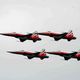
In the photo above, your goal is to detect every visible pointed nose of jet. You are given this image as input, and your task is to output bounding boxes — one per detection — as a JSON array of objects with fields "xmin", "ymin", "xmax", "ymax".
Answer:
[
  {"xmin": 7, "ymin": 51, "xmax": 16, "ymax": 54},
  {"xmin": 0, "ymin": 33, "xmax": 4, "ymax": 35},
  {"xmin": 0, "ymin": 33, "xmax": 7, "ymax": 36}
]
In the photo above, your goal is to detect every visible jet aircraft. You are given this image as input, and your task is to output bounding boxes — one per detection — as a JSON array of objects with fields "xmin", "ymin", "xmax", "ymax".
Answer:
[
  {"xmin": 7, "ymin": 49, "xmax": 49, "ymax": 60},
  {"xmin": 37, "ymin": 30, "xmax": 76, "ymax": 41},
  {"xmin": 47, "ymin": 50, "xmax": 80, "ymax": 61},
  {"xmin": 0, "ymin": 32, "xmax": 41, "ymax": 42}
]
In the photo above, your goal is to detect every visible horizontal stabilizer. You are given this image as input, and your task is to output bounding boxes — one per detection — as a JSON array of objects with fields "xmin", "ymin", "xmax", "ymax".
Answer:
[{"xmin": 77, "ymin": 58, "xmax": 80, "ymax": 61}]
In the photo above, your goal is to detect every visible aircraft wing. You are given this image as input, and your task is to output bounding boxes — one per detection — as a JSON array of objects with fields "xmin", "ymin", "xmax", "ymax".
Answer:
[
  {"xmin": 53, "ymin": 33, "xmax": 68, "ymax": 41},
  {"xmin": 63, "ymin": 52, "xmax": 77, "ymax": 60},
  {"xmin": 47, "ymin": 51, "xmax": 77, "ymax": 60}
]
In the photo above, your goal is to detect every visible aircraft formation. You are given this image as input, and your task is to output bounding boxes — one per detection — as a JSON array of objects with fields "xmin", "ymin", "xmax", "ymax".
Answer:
[
  {"xmin": 0, "ymin": 30, "xmax": 80, "ymax": 61},
  {"xmin": 0, "ymin": 30, "xmax": 76, "ymax": 42}
]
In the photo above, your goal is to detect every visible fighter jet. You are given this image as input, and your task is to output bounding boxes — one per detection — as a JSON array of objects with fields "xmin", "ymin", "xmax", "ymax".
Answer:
[
  {"xmin": 7, "ymin": 49, "xmax": 49, "ymax": 60},
  {"xmin": 0, "ymin": 32, "xmax": 41, "ymax": 42},
  {"xmin": 47, "ymin": 50, "xmax": 80, "ymax": 61},
  {"xmin": 37, "ymin": 30, "xmax": 76, "ymax": 41}
]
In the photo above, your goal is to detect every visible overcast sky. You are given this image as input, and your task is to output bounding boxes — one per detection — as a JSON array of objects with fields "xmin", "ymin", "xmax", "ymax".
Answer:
[{"xmin": 0, "ymin": 0, "xmax": 80, "ymax": 80}]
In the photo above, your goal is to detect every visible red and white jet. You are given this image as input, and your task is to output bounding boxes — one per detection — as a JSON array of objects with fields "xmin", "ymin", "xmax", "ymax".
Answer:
[
  {"xmin": 37, "ymin": 30, "xmax": 76, "ymax": 41},
  {"xmin": 47, "ymin": 50, "xmax": 80, "ymax": 61},
  {"xmin": 0, "ymin": 32, "xmax": 41, "ymax": 42},
  {"xmin": 7, "ymin": 49, "xmax": 49, "ymax": 60}
]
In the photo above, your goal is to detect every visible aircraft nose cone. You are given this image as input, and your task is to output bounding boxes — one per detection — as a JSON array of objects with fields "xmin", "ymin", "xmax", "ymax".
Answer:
[
  {"xmin": 0, "ymin": 33, "xmax": 8, "ymax": 36},
  {"xmin": 0, "ymin": 33, "xmax": 5, "ymax": 35},
  {"xmin": 7, "ymin": 51, "xmax": 16, "ymax": 54}
]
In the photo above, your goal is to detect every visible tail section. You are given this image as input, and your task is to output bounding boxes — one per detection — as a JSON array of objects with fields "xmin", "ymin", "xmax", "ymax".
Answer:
[
  {"xmin": 66, "ymin": 30, "xmax": 76, "ymax": 41},
  {"xmin": 40, "ymin": 56, "xmax": 49, "ymax": 60},
  {"xmin": 68, "ymin": 30, "xmax": 72, "ymax": 33},
  {"xmin": 41, "ymin": 49, "xmax": 45, "ymax": 52}
]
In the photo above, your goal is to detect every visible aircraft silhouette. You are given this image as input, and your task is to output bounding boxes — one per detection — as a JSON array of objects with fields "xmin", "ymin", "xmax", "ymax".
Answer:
[
  {"xmin": 47, "ymin": 50, "xmax": 80, "ymax": 61},
  {"xmin": 0, "ymin": 32, "xmax": 41, "ymax": 42},
  {"xmin": 37, "ymin": 30, "xmax": 76, "ymax": 41},
  {"xmin": 7, "ymin": 49, "xmax": 49, "ymax": 60}
]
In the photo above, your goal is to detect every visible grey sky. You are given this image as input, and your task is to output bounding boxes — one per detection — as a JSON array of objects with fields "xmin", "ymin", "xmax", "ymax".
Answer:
[{"xmin": 0, "ymin": 0, "xmax": 80, "ymax": 80}]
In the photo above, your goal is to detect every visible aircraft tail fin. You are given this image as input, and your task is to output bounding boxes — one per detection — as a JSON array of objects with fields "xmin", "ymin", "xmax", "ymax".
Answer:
[
  {"xmin": 66, "ymin": 30, "xmax": 73, "ymax": 37},
  {"xmin": 41, "ymin": 49, "xmax": 45, "ymax": 52},
  {"xmin": 68, "ymin": 30, "xmax": 72, "ymax": 33},
  {"xmin": 33, "ymin": 31, "xmax": 38, "ymax": 34}
]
